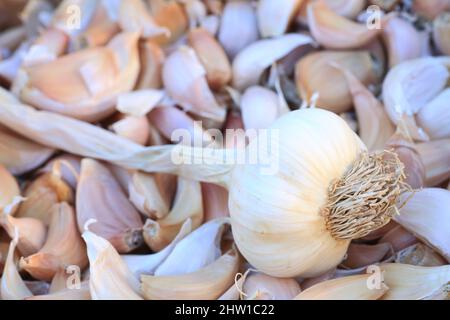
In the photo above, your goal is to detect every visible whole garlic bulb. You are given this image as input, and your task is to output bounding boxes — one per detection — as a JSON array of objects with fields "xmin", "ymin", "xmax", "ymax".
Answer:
[{"xmin": 229, "ymin": 108, "xmax": 407, "ymax": 277}]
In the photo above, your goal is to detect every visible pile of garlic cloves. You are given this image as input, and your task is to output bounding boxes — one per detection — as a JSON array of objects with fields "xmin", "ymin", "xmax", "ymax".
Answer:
[{"xmin": 0, "ymin": 0, "xmax": 449, "ymax": 301}]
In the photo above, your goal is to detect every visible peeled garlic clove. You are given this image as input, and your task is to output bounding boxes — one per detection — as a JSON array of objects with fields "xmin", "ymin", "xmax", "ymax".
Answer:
[
  {"xmin": 0, "ymin": 124, "xmax": 54, "ymax": 175},
  {"xmin": 111, "ymin": 115, "xmax": 150, "ymax": 146},
  {"xmin": 257, "ymin": 0, "xmax": 303, "ymax": 38},
  {"xmin": 218, "ymin": 1, "xmax": 259, "ymax": 60},
  {"xmin": 379, "ymin": 225, "xmax": 418, "ymax": 252},
  {"xmin": 141, "ymin": 247, "xmax": 239, "ymax": 300},
  {"xmin": 148, "ymin": 0, "xmax": 188, "ymax": 46},
  {"xmin": 122, "ymin": 218, "xmax": 192, "ymax": 278},
  {"xmin": 15, "ymin": 172, "xmax": 73, "ymax": 224},
  {"xmin": 83, "ymin": 224, "xmax": 143, "ymax": 300},
  {"xmin": 415, "ymin": 138, "xmax": 450, "ymax": 187},
  {"xmin": 28, "ymin": 281, "xmax": 91, "ymax": 300},
  {"xmin": 242, "ymin": 272, "xmax": 301, "ymax": 300},
  {"xmin": 382, "ymin": 16, "xmax": 422, "ymax": 68},
  {"xmin": 307, "ymin": 0, "xmax": 382, "ymax": 49},
  {"xmin": 0, "ymin": 164, "xmax": 20, "ymax": 212},
  {"xmin": 396, "ymin": 243, "xmax": 447, "ymax": 267},
  {"xmin": 233, "ymin": 34, "xmax": 313, "ymax": 91},
  {"xmin": 13, "ymin": 32, "xmax": 140, "ymax": 122},
  {"xmin": 1, "ymin": 230, "xmax": 33, "ymax": 300},
  {"xmin": 381, "ymin": 263, "xmax": 450, "ymax": 300},
  {"xmin": 22, "ymin": 28, "xmax": 68, "ymax": 67},
  {"xmin": 433, "ymin": 13, "xmax": 450, "ymax": 55},
  {"xmin": 412, "ymin": 0, "xmax": 450, "ymax": 20},
  {"xmin": 202, "ymin": 183, "xmax": 229, "ymax": 221},
  {"xmin": 343, "ymin": 243, "xmax": 392, "ymax": 269},
  {"xmin": 19, "ymin": 202, "xmax": 88, "ymax": 281},
  {"xmin": 416, "ymin": 88, "xmax": 450, "ymax": 140},
  {"xmin": 136, "ymin": 40, "xmax": 165, "ymax": 89},
  {"xmin": 77, "ymin": 159, "xmax": 144, "ymax": 253},
  {"xmin": 187, "ymin": 27, "xmax": 231, "ymax": 90},
  {"xmin": 325, "ymin": 0, "xmax": 367, "ymax": 18},
  {"xmin": 155, "ymin": 218, "xmax": 228, "ymax": 276},
  {"xmin": 162, "ymin": 46, "xmax": 226, "ymax": 123},
  {"xmin": 143, "ymin": 178, "xmax": 203, "ymax": 252},
  {"xmin": 240, "ymin": 86, "xmax": 281, "ymax": 131},
  {"xmin": 382, "ymin": 57, "xmax": 450, "ymax": 141},
  {"xmin": 118, "ymin": 0, "xmax": 168, "ymax": 38},
  {"xmin": 296, "ymin": 50, "xmax": 379, "ymax": 113},
  {"xmin": 395, "ymin": 188, "xmax": 450, "ymax": 262},
  {"xmin": 335, "ymin": 65, "xmax": 395, "ymax": 151},
  {"xmin": 294, "ymin": 274, "xmax": 388, "ymax": 300}
]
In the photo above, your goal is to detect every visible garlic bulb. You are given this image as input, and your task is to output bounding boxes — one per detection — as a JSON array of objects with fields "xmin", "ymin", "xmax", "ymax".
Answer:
[{"xmin": 257, "ymin": 0, "xmax": 304, "ymax": 38}]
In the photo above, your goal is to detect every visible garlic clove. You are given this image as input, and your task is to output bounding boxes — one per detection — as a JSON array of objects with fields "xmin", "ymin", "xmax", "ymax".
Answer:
[
  {"xmin": 187, "ymin": 27, "xmax": 231, "ymax": 91},
  {"xmin": 334, "ymin": 64, "xmax": 395, "ymax": 151},
  {"xmin": 154, "ymin": 218, "xmax": 229, "ymax": 276},
  {"xmin": 242, "ymin": 272, "xmax": 301, "ymax": 300},
  {"xmin": 299, "ymin": 268, "xmax": 336, "ymax": 290},
  {"xmin": 232, "ymin": 33, "xmax": 313, "ymax": 91},
  {"xmin": 136, "ymin": 39, "xmax": 165, "ymax": 89},
  {"xmin": 117, "ymin": 89, "xmax": 165, "ymax": 117},
  {"xmin": 122, "ymin": 218, "xmax": 192, "ymax": 278},
  {"xmin": 325, "ymin": 0, "xmax": 367, "ymax": 18},
  {"xmin": 111, "ymin": 115, "xmax": 151, "ymax": 146},
  {"xmin": 38, "ymin": 154, "xmax": 81, "ymax": 189},
  {"xmin": 143, "ymin": 178, "xmax": 203, "ymax": 252},
  {"xmin": 380, "ymin": 263, "xmax": 450, "ymax": 300},
  {"xmin": 396, "ymin": 243, "xmax": 447, "ymax": 267},
  {"xmin": 148, "ymin": 0, "xmax": 188, "ymax": 46},
  {"xmin": 0, "ymin": 25, "xmax": 26, "ymax": 55},
  {"xmin": 199, "ymin": 15, "xmax": 220, "ymax": 36},
  {"xmin": 0, "ymin": 164, "xmax": 20, "ymax": 212},
  {"xmin": 49, "ymin": 267, "xmax": 73, "ymax": 294},
  {"xmin": 379, "ymin": 225, "xmax": 418, "ymax": 252},
  {"xmin": 307, "ymin": 0, "xmax": 382, "ymax": 49},
  {"xmin": 202, "ymin": 182, "xmax": 230, "ymax": 221},
  {"xmin": 412, "ymin": 0, "xmax": 450, "ymax": 20},
  {"xmin": 13, "ymin": 32, "xmax": 140, "ymax": 122},
  {"xmin": 416, "ymin": 88, "xmax": 450, "ymax": 140},
  {"xmin": 22, "ymin": 28, "xmax": 68, "ymax": 67},
  {"xmin": 77, "ymin": 159, "xmax": 144, "ymax": 253},
  {"xmin": 0, "ymin": 42, "xmax": 28, "ymax": 84},
  {"xmin": 361, "ymin": 221, "xmax": 399, "ymax": 241},
  {"xmin": 0, "ymin": 124, "xmax": 54, "ymax": 176},
  {"xmin": 218, "ymin": 0, "xmax": 259, "ymax": 60},
  {"xmin": 204, "ymin": 0, "xmax": 222, "ymax": 15},
  {"xmin": 433, "ymin": 13, "xmax": 450, "ymax": 56},
  {"xmin": 395, "ymin": 188, "xmax": 450, "ymax": 262},
  {"xmin": 27, "ymin": 281, "xmax": 91, "ymax": 300},
  {"xmin": 1, "ymin": 229, "xmax": 33, "ymax": 300},
  {"xmin": 294, "ymin": 273, "xmax": 388, "ymax": 300},
  {"xmin": 162, "ymin": 46, "xmax": 226, "ymax": 123},
  {"xmin": 82, "ymin": 223, "xmax": 143, "ymax": 300},
  {"xmin": 19, "ymin": 202, "xmax": 88, "ymax": 281},
  {"xmin": 218, "ymin": 277, "xmax": 244, "ymax": 300},
  {"xmin": 415, "ymin": 138, "xmax": 450, "ymax": 187},
  {"xmin": 296, "ymin": 50, "xmax": 379, "ymax": 113},
  {"xmin": 240, "ymin": 86, "xmax": 281, "ymax": 131},
  {"xmin": 15, "ymin": 172, "xmax": 73, "ymax": 224},
  {"xmin": 51, "ymin": 0, "xmax": 98, "ymax": 38},
  {"xmin": 141, "ymin": 247, "xmax": 240, "ymax": 300},
  {"xmin": 343, "ymin": 243, "xmax": 392, "ymax": 269},
  {"xmin": 257, "ymin": 0, "xmax": 304, "ymax": 38}
]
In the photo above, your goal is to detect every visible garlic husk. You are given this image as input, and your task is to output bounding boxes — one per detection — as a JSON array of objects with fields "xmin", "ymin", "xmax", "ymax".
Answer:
[
  {"xmin": 396, "ymin": 243, "xmax": 447, "ymax": 267},
  {"xmin": 76, "ymin": 159, "xmax": 144, "ymax": 253},
  {"xmin": 334, "ymin": 64, "xmax": 395, "ymax": 151},
  {"xmin": 382, "ymin": 57, "xmax": 450, "ymax": 141},
  {"xmin": 381, "ymin": 263, "xmax": 450, "ymax": 300},
  {"xmin": 136, "ymin": 39, "xmax": 165, "ymax": 89},
  {"xmin": 148, "ymin": 0, "xmax": 188, "ymax": 46},
  {"xmin": 242, "ymin": 272, "xmax": 301, "ymax": 300},
  {"xmin": 325, "ymin": 0, "xmax": 367, "ymax": 18},
  {"xmin": 141, "ymin": 247, "xmax": 240, "ymax": 300},
  {"xmin": 294, "ymin": 274, "xmax": 388, "ymax": 300},
  {"xmin": 202, "ymin": 183, "xmax": 230, "ymax": 221},
  {"xmin": 218, "ymin": 0, "xmax": 259, "ymax": 60},
  {"xmin": 22, "ymin": 28, "xmax": 68, "ymax": 67},
  {"xmin": 154, "ymin": 218, "xmax": 229, "ymax": 276},
  {"xmin": 162, "ymin": 46, "xmax": 226, "ymax": 123},
  {"xmin": 343, "ymin": 243, "xmax": 392, "ymax": 269},
  {"xmin": 143, "ymin": 178, "xmax": 203, "ymax": 251},
  {"xmin": 38, "ymin": 154, "xmax": 81, "ymax": 189},
  {"xmin": 257, "ymin": 0, "xmax": 303, "ymax": 38},
  {"xmin": 0, "ymin": 164, "xmax": 20, "ymax": 212},
  {"xmin": 122, "ymin": 218, "xmax": 192, "ymax": 278},
  {"xmin": 412, "ymin": 0, "xmax": 450, "ymax": 20},
  {"xmin": 379, "ymin": 225, "xmax": 418, "ymax": 252},
  {"xmin": 296, "ymin": 50, "xmax": 379, "ymax": 113},
  {"xmin": 395, "ymin": 188, "xmax": 450, "ymax": 262},
  {"xmin": 232, "ymin": 33, "xmax": 313, "ymax": 91},
  {"xmin": 15, "ymin": 172, "xmax": 73, "ymax": 224},
  {"xmin": 117, "ymin": 89, "xmax": 165, "ymax": 117},
  {"xmin": 307, "ymin": 0, "xmax": 382, "ymax": 49},
  {"xmin": 12, "ymin": 32, "xmax": 140, "ymax": 122},
  {"xmin": 433, "ymin": 13, "xmax": 450, "ymax": 55},
  {"xmin": 0, "ymin": 124, "xmax": 54, "ymax": 175},
  {"xmin": 416, "ymin": 88, "xmax": 450, "ymax": 140},
  {"xmin": 415, "ymin": 139, "xmax": 450, "ymax": 187},
  {"xmin": 83, "ymin": 224, "xmax": 143, "ymax": 300},
  {"xmin": 27, "ymin": 281, "xmax": 91, "ymax": 300},
  {"xmin": 382, "ymin": 16, "xmax": 422, "ymax": 68},
  {"xmin": 111, "ymin": 115, "xmax": 150, "ymax": 146},
  {"xmin": 1, "ymin": 229, "xmax": 33, "ymax": 300},
  {"xmin": 19, "ymin": 202, "xmax": 88, "ymax": 281},
  {"xmin": 187, "ymin": 27, "xmax": 231, "ymax": 90}
]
